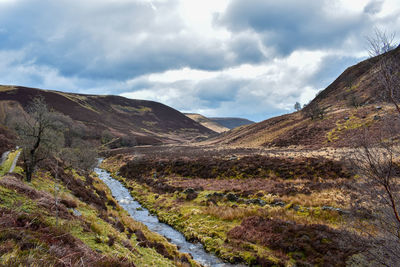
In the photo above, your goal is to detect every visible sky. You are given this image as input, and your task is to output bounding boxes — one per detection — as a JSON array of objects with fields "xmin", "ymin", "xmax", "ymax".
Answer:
[{"xmin": 0, "ymin": 0, "xmax": 399, "ymax": 121}]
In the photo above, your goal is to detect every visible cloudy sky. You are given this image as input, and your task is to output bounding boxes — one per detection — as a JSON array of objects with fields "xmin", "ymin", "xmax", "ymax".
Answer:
[{"xmin": 0, "ymin": 0, "xmax": 399, "ymax": 121}]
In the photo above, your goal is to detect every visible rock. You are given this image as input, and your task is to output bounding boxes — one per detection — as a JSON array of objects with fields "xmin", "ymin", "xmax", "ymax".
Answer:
[
  {"xmin": 226, "ymin": 193, "xmax": 239, "ymax": 202},
  {"xmin": 292, "ymin": 205, "xmax": 300, "ymax": 211},
  {"xmin": 321, "ymin": 205, "xmax": 348, "ymax": 214},
  {"xmin": 376, "ymin": 106, "xmax": 382, "ymax": 110},
  {"xmin": 258, "ymin": 199, "xmax": 267, "ymax": 206},
  {"xmin": 183, "ymin": 188, "xmax": 196, "ymax": 194},
  {"xmin": 245, "ymin": 198, "xmax": 267, "ymax": 206},
  {"xmin": 72, "ymin": 209, "xmax": 82, "ymax": 217},
  {"xmin": 344, "ymin": 116, "xmax": 349, "ymax": 121},
  {"xmin": 271, "ymin": 200, "xmax": 286, "ymax": 207}
]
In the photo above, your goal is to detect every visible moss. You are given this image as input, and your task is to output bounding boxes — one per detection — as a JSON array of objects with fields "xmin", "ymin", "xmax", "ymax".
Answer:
[
  {"xmin": 326, "ymin": 114, "xmax": 373, "ymax": 143},
  {"xmin": 0, "ymin": 186, "xmax": 38, "ymax": 214}
]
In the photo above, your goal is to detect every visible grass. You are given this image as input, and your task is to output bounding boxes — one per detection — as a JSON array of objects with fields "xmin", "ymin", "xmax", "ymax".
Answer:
[
  {"xmin": 0, "ymin": 165, "xmax": 197, "ymax": 266},
  {"xmin": 112, "ymin": 104, "xmax": 152, "ymax": 115},
  {"xmin": 102, "ymin": 155, "xmax": 355, "ymax": 265},
  {"xmin": 326, "ymin": 113, "xmax": 373, "ymax": 143},
  {"xmin": 56, "ymin": 92, "xmax": 100, "ymax": 114},
  {"xmin": 0, "ymin": 85, "xmax": 15, "ymax": 92}
]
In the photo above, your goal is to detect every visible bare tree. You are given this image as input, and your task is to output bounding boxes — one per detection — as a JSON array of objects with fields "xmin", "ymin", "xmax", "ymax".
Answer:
[
  {"xmin": 348, "ymin": 30, "xmax": 400, "ymax": 265},
  {"xmin": 366, "ymin": 29, "xmax": 400, "ymax": 113},
  {"xmin": 304, "ymin": 103, "xmax": 326, "ymax": 120},
  {"xmin": 61, "ymin": 138, "xmax": 98, "ymax": 175},
  {"xmin": 12, "ymin": 97, "xmax": 64, "ymax": 182},
  {"xmin": 349, "ymin": 122, "xmax": 400, "ymax": 266}
]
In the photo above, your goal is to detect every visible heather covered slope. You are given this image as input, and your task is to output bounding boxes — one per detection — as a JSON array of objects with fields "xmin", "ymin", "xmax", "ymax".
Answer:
[
  {"xmin": 208, "ymin": 46, "xmax": 400, "ymax": 149},
  {"xmin": 0, "ymin": 155, "xmax": 196, "ymax": 266},
  {"xmin": 0, "ymin": 86, "xmax": 215, "ymax": 145}
]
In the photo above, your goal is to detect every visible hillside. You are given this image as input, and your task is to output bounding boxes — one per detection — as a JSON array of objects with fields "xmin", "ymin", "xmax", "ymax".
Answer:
[
  {"xmin": 209, "ymin": 117, "xmax": 254, "ymax": 129},
  {"xmin": 184, "ymin": 113, "xmax": 229, "ymax": 133},
  {"xmin": 0, "ymin": 86, "xmax": 215, "ymax": 146},
  {"xmin": 208, "ymin": 45, "xmax": 400, "ymax": 148},
  {"xmin": 0, "ymin": 149, "xmax": 196, "ymax": 266}
]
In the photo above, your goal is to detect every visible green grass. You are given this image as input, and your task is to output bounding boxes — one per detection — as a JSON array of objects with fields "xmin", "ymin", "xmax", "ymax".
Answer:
[
  {"xmin": 112, "ymin": 175, "xmax": 280, "ymax": 264},
  {"xmin": 0, "ymin": 150, "xmax": 20, "ymax": 176},
  {"xmin": 0, "ymin": 167, "xmax": 197, "ymax": 266}
]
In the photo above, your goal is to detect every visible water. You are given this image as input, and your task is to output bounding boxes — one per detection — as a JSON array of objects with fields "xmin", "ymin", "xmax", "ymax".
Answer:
[{"xmin": 95, "ymin": 165, "xmax": 240, "ymax": 267}]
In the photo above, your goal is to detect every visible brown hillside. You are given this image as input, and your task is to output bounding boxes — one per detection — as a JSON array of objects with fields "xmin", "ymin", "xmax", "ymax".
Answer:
[
  {"xmin": 0, "ymin": 86, "xmax": 215, "ymax": 145},
  {"xmin": 208, "ymin": 45, "xmax": 400, "ymax": 149},
  {"xmin": 209, "ymin": 117, "xmax": 254, "ymax": 129},
  {"xmin": 185, "ymin": 113, "xmax": 230, "ymax": 133}
]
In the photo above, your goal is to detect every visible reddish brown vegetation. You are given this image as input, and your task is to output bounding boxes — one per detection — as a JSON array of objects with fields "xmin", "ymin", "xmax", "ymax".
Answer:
[
  {"xmin": 0, "ymin": 86, "xmax": 214, "ymax": 145},
  {"xmin": 40, "ymin": 160, "xmax": 109, "ymax": 211},
  {"xmin": 227, "ymin": 216, "xmax": 361, "ymax": 266},
  {"xmin": 0, "ymin": 175, "xmax": 73, "ymax": 220},
  {"xmin": 0, "ymin": 208, "xmax": 134, "ymax": 267},
  {"xmin": 120, "ymin": 155, "xmax": 350, "ymax": 182},
  {"xmin": 0, "ymin": 125, "xmax": 14, "ymax": 155}
]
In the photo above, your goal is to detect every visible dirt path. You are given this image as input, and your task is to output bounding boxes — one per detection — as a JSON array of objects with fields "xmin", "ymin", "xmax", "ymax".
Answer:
[
  {"xmin": 0, "ymin": 151, "xmax": 10, "ymax": 166},
  {"xmin": 9, "ymin": 150, "xmax": 21, "ymax": 173}
]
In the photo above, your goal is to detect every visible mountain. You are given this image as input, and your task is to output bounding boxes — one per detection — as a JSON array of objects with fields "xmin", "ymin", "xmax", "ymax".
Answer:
[
  {"xmin": 0, "ymin": 86, "xmax": 215, "ymax": 146},
  {"xmin": 208, "ymin": 45, "xmax": 400, "ymax": 148},
  {"xmin": 209, "ymin": 117, "xmax": 254, "ymax": 129},
  {"xmin": 184, "ymin": 113, "xmax": 230, "ymax": 133}
]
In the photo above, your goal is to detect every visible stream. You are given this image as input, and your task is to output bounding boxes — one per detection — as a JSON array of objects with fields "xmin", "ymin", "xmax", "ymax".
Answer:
[{"xmin": 95, "ymin": 164, "xmax": 239, "ymax": 267}]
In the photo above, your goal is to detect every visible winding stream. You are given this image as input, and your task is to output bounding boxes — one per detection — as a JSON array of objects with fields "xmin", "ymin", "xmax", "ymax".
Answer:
[{"xmin": 95, "ymin": 164, "xmax": 239, "ymax": 267}]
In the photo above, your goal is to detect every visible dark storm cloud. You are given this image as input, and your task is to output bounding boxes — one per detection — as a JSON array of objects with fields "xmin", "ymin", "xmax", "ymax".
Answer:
[
  {"xmin": 217, "ymin": 0, "xmax": 373, "ymax": 55},
  {"xmin": 0, "ymin": 0, "xmax": 229, "ymax": 80},
  {"xmin": 1, "ymin": 0, "xmax": 399, "ymax": 121}
]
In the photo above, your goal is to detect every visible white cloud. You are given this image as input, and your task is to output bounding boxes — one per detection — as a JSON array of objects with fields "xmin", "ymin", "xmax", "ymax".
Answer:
[{"xmin": 0, "ymin": 0, "xmax": 399, "ymax": 121}]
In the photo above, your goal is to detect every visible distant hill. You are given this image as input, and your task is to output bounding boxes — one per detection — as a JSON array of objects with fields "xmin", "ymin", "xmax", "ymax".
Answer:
[
  {"xmin": 208, "ymin": 45, "xmax": 400, "ymax": 148},
  {"xmin": 184, "ymin": 113, "xmax": 229, "ymax": 133},
  {"xmin": 0, "ymin": 86, "xmax": 215, "ymax": 146},
  {"xmin": 209, "ymin": 117, "xmax": 254, "ymax": 129}
]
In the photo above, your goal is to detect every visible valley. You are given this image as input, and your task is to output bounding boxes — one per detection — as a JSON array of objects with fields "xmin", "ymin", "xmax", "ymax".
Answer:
[{"xmin": 0, "ymin": 41, "xmax": 399, "ymax": 267}]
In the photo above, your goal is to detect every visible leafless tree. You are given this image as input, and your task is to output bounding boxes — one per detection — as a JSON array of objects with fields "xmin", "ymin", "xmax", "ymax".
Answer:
[
  {"xmin": 366, "ymin": 29, "xmax": 400, "ymax": 113},
  {"xmin": 348, "ymin": 29, "xmax": 400, "ymax": 265},
  {"xmin": 11, "ymin": 96, "xmax": 64, "ymax": 182},
  {"xmin": 304, "ymin": 103, "xmax": 326, "ymax": 120},
  {"xmin": 349, "ymin": 121, "xmax": 400, "ymax": 266},
  {"xmin": 61, "ymin": 138, "xmax": 98, "ymax": 176}
]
